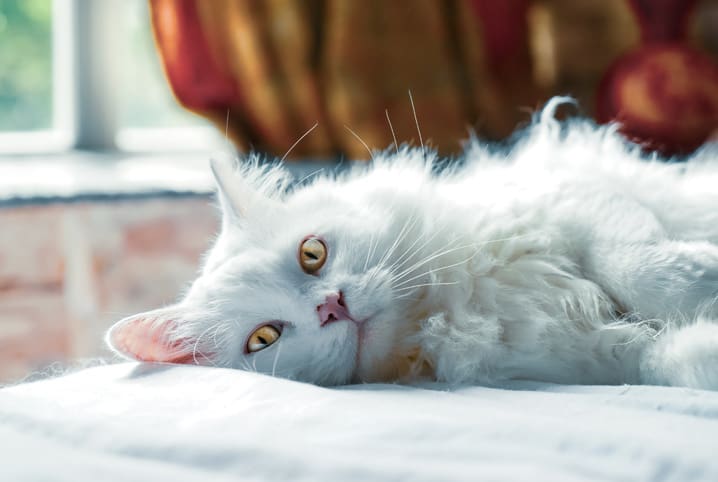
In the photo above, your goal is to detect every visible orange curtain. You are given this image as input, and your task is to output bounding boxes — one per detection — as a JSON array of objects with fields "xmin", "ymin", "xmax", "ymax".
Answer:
[{"xmin": 149, "ymin": 0, "xmax": 718, "ymax": 158}]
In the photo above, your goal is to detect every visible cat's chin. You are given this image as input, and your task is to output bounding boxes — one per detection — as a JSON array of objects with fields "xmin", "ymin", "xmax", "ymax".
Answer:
[{"xmin": 351, "ymin": 316, "xmax": 431, "ymax": 383}]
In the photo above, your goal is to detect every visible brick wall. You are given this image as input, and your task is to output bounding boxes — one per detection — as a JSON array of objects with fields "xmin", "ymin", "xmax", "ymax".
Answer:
[{"xmin": 0, "ymin": 196, "xmax": 218, "ymax": 383}]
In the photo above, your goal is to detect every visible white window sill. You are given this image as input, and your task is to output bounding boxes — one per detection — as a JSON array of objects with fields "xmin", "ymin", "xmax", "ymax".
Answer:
[{"xmin": 0, "ymin": 151, "xmax": 337, "ymax": 207}]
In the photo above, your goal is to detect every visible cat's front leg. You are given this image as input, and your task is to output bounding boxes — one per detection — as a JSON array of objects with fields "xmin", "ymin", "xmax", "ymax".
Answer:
[{"xmin": 587, "ymin": 240, "xmax": 718, "ymax": 321}]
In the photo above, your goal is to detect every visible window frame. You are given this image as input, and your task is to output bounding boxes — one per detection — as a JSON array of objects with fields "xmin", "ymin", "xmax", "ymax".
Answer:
[{"xmin": 0, "ymin": 0, "xmax": 223, "ymax": 156}]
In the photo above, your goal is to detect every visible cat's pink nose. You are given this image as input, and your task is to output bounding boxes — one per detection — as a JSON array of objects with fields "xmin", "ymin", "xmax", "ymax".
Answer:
[{"xmin": 317, "ymin": 291, "xmax": 354, "ymax": 326}]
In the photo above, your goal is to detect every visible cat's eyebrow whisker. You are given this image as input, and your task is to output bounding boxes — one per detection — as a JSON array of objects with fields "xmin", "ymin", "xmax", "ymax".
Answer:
[
  {"xmin": 408, "ymin": 89, "xmax": 425, "ymax": 161},
  {"xmin": 221, "ymin": 108, "xmax": 235, "ymax": 154},
  {"xmin": 385, "ymin": 108, "xmax": 399, "ymax": 153},
  {"xmin": 344, "ymin": 125, "xmax": 375, "ymax": 161},
  {"xmin": 280, "ymin": 121, "xmax": 320, "ymax": 163}
]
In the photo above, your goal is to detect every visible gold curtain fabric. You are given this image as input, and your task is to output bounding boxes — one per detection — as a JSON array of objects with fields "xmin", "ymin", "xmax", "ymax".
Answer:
[{"xmin": 149, "ymin": 0, "xmax": 718, "ymax": 159}]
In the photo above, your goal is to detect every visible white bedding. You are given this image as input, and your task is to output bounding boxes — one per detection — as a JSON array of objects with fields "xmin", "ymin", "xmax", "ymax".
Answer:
[{"xmin": 1, "ymin": 364, "xmax": 717, "ymax": 481}]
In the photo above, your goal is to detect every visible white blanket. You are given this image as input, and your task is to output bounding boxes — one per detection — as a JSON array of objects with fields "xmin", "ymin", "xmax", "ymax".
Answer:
[{"xmin": 1, "ymin": 364, "xmax": 717, "ymax": 481}]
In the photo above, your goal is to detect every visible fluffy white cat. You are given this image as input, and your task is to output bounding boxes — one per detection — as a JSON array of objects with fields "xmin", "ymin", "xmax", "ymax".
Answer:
[{"xmin": 107, "ymin": 99, "xmax": 718, "ymax": 389}]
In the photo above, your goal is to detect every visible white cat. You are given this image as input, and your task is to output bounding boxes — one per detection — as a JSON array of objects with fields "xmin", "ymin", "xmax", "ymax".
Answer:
[{"xmin": 106, "ymin": 99, "xmax": 718, "ymax": 389}]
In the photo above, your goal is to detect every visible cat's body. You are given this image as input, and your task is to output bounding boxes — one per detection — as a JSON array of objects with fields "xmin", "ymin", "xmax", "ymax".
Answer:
[{"xmin": 107, "ymin": 102, "xmax": 718, "ymax": 390}]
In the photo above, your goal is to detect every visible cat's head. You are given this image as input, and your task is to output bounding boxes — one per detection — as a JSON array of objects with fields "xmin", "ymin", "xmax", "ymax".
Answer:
[{"xmin": 106, "ymin": 155, "xmax": 430, "ymax": 385}]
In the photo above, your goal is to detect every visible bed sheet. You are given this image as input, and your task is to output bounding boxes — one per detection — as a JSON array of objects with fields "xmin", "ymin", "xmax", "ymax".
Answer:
[{"xmin": 1, "ymin": 363, "xmax": 717, "ymax": 481}]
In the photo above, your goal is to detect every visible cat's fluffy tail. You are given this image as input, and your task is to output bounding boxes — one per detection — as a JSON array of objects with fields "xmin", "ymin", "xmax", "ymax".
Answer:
[{"xmin": 640, "ymin": 319, "xmax": 718, "ymax": 390}]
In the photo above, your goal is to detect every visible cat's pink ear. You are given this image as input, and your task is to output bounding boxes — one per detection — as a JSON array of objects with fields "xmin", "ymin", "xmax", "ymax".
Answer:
[{"xmin": 105, "ymin": 308, "xmax": 196, "ymax": 364}]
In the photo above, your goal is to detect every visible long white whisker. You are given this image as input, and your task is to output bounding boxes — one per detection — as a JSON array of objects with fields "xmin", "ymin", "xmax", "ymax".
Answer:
[
  {"xmin": 364, "ymin": 194, "xmax": 403, "ymax": 275},
  {"xmin": 238, "ymin": 356, "xmax": 253, "ymax": 372},
  {"xmin": 377, "ymin": 214, "xmax": 419, "ymax": 269},
  {"xmin": 391, "ymin": 239, "xmax": 469, "ymax": 284},
  {"xmin": 392, "ymin": 233, "xmax": 530, "ymax": 284},
  {"xmin": 280, "ymin": 121, "xmax": 319, "ymax": 163},
  {"xmin": 385, "ymin": 108, "xmax": 399, "ymax": 153},
  {"xmin": 211, "ymin": 323, "xmax": 227, "ymax": 349},
  {"xmin": 386, "ymin": 223, "xmax": 441, "ymax": 274},
  {"xmin": 192, "ymin": 323, "xmax": 219, "ymax": 367},
  {"xmin": 297, "ymin": 167, "xmax": 325, "ymax": 185},
  {"xmin": 393, "ymin": 253, "xmax": 478, "ymax": 289},
  {"xmin": 363, "ymin": 232, "xmax": 376, "ymax": 272},
  {"xmin": 396, "ymin": 281, "xmax": 459, "ymax": 294},
  {"xmin": 408, "ymin": 90, "xmax": 424, "ymax": 160},
  {"xmin": 344, "ymin": 125, "xmax": 375, "ymax": 161}
]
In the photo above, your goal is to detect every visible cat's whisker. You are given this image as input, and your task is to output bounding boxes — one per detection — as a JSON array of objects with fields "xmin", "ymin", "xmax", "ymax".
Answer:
[
  {"xmin": 385, "ymin": 223, "xmax": 442, "ymax": 275},
  {"xmin": 344, "ymin": 125, "xmax": 375, "ymax": 161},
  {"xmin": 224, "ymin": 109, "xmax": 230, "ymax": 144},
  {"xmin": 364, "ymin": 194, "xmax": 405, "ymax": 278},
  {"xmin": 271, "ymin": 342, "xmax": 283, "ymax": 378},
  {"xmin": 408, "ymin": 89, "xmax": 425, "ymax": 161},
  {"xmin": 228, "ymin": 320, "xmax": 255, "ymax": 373},
  {"xmin": 192, "ymin": 323, "xmax": 220, "ymax": 367},
  {"xmin": 369, "ymin": 217, "xmax": 418, "ymax": 285},
  {"xmin": 382, "ymin": 213, "xmax": 430, "ymax": 272},
  {"xmin": 297, "ymin": 167, "xmax": 325, "ymax": 186},
  {"xmin": 280, "ymin": 121, "xmax": 319, "ymax": 163},
  {"xmin": 393, "ymin": 253, "xmax": 479, "ymax": 289},
  {"xmin": 377, "ymin": 214, "xmax": 419, "ymax": 270},
  {"xmin": 392, "ymin": 226, "xmax": 462, "ymax": 271},
  {"xmin": 238, "ymin": 357, "xmax": 254, "ymax": 373},
  {"xmin": 366, "ymin": 220, "xmax": 387, "ymax": 274},
  {"xmin": 395, "ymin": 281, "xmax": 460, "ymax": 298},
  {"xmin": 363, "ymin": 232, "xmax": 376, "ymax": 272},
  {"xmin": 385, "ymin": 108, "xmax": 399, "ymax": 153},
  {"xmin": 220, "ymin": 108, "xmax": 236, "ymax": 155},
  {"xmin": 390, "ymin": 238, "xmax": 470, "ymax": 284},
  {"xmin": 391, "ymin": 233, "xmax": 531, "ymax": 285},
  {"xmin": 211, "ymin": 323, "xmax": 226, "ymax": 349}
]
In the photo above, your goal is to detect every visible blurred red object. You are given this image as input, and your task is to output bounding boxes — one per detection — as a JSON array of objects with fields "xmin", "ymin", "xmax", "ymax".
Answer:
[{"xmin": 597, "ymin": 0, "xmax": 718, "ymax": 155}]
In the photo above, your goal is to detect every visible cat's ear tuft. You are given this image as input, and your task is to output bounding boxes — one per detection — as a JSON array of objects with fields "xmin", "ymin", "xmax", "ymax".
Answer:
[
  {"xmin": 210, "ymin": 156, "xmax": 286, "ymax": 226},
  {"xmin": 105, "ymin": 307, "xmax": 197, "ymax": 364},
  {"xmin": 210, "ymin": 157, "xmax": 249, "ymax": 219}
]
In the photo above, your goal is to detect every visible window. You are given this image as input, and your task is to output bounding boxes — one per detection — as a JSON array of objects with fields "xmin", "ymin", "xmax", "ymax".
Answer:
[
  {"xmin": 0, "ymin": 0, "xmax": 71, "ymax": 152},
  {"xmin": 0, "ymin": 0, "xmax": 223, "ymax": 155}
]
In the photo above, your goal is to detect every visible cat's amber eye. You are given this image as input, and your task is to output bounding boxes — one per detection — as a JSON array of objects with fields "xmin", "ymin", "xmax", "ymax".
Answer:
[
  {"xmin": 246, "ymin": 325, "xmax": 281, "ymax": 353},
  {"xmin": 298, "ymin": 236, "xmax": 327, "ymax": 274}
]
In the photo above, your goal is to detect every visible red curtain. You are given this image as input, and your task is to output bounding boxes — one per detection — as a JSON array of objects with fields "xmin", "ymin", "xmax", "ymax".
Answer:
[{"xmin": 149, "ymin": 0, "xmax": 718, "ymax": 158}]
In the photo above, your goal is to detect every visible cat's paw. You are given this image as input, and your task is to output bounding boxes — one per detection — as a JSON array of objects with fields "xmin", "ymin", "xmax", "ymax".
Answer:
[{"xmin": 640, "ymin": 321, "xmax": 718, "ymax": 390}]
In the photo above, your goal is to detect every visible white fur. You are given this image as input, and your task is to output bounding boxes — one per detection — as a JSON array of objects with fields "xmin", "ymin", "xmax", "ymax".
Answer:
[{"xmin": 107, "ymin": 99, "xmax": 718, "ymax": 389}]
